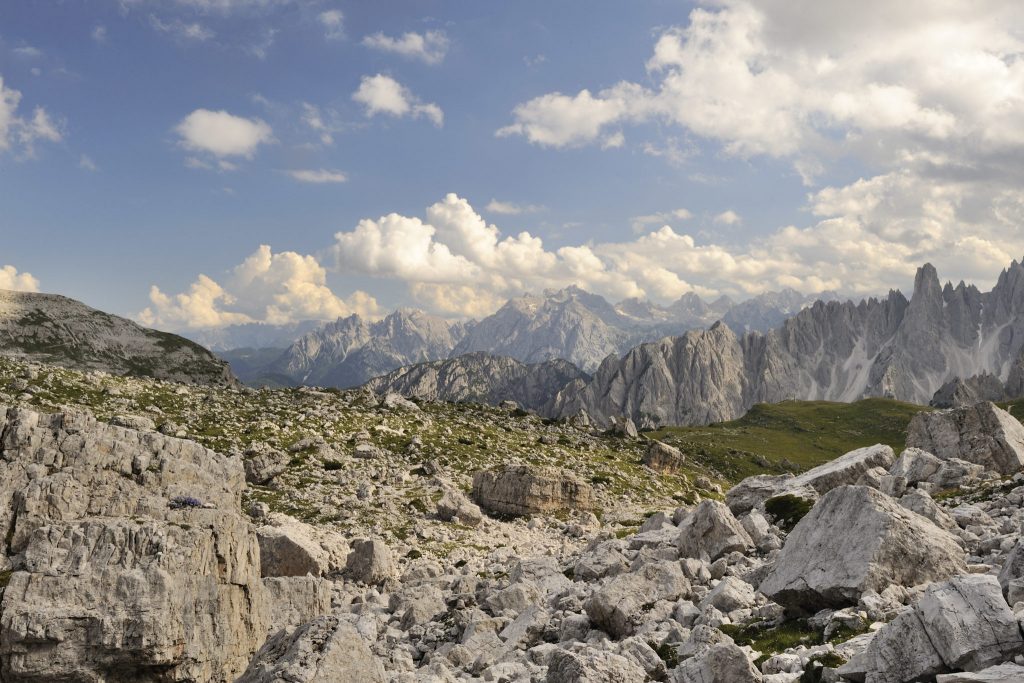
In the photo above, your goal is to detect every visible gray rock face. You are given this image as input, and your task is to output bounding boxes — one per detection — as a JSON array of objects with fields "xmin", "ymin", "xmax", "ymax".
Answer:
[
  {"xmin": 546, "ymin": 646, "xmax": 647, "ymax": 683},
  {"xmin": 0, "ymin": 405, "xmax": 266, "ymax": 682},
  {"xmin": 342, "ymin": 538, "xmax": 396, "ymax": 585},
  {"xmin": 906, "ymin": 402, "xmax": 1024, "ymax": 475},
  {"xmin": 676, "ymin": 499, "xmax": 753, "ymax": 562},
  {"xmin": 472, "ymin": 465, "xmax": 593, "ymax": 516},
  {"xmin": 759, "ymin": 486, "xmax": 966, "ymax": 613},
  {"xmin": 840, "ymin": 575, "xmax": 1024, "ymax": 681},
  {"xmin": 237, "ymin": 616, "xmax": 386, "ymax": 683},
  {"xmin": 256, "ymin": 513, "xmax": 349, "ymax": 578},
  {"xmin": 642, "ymin": 440, "xmax": 687, "ymax": 473},
  {"xmin": 584, "ymin": 561, "xmax": 689, "ymax": 638},
  {"xmin": 244, "ymin": 447, "xmax": 290, "ymax": 484},
  {"xmin": 454, "ymin": 285, "xmax": 825, "ymax": 375},
  {"xmin": 931, "ymin": 373, "xmax": 1007, "ymax": 408},
  {"xmin": 435, "ymin": 488, "xmax": 483, "ymax": 526},
  {"xmin": 725, "ymin": 445, "xmax": 892, "ymax": 517},
  {"xmin": 554, "ymin": 321, "xmax": 751, "ymax": 428},
  {"xmin": 917, "ymin": 574, "xmax": 1024, "ymax": 671},
  {"xmin": 936, "ymin": 664, "xmax": 1024, "ymax": 682},
  {"xmin": 270, "ymin": 309, "xmax": 471, "ymax": 389},
  {"xmin": 997, "ymin": 538, "xmax": 1024, "ymax": 605},
  {"xmin": 0, "ymin": 289, "xmax": 236, "ymax": 386},
  {"xmin": 553, "ymin": 261, "xmax": 1024, "ymax": 427},
  {"xmin": 366, "ymin": 352, "xmax": 588, "ymax": 415},
  {"xmin": 668, "ymin": 642, "xmax": 763, "ymax": 682}
]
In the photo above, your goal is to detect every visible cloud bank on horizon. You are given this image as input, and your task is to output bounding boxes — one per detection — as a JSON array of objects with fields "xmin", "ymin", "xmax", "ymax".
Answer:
[{"xmin": 4, "ymin": 0, "xmax": 1024, "ymax": 329}]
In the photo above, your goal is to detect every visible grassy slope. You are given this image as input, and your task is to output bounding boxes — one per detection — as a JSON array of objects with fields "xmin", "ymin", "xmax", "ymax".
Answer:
[{"xmin": 648, "ymin": 398, "xmax": 932, "ymax": 483}]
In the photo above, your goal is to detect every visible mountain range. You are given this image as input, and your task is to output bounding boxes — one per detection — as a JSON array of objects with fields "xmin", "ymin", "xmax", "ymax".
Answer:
[
  {"xmin": 206, "ymin": 285, "xmax": 833, "ymax": 388},
  {"xmin": 370, "ymin": 259, "xmax": 1024, "ymax": 427},
  {"xmin": 0, "ymin": 289, "xmax": 235, "ymax": 386}
]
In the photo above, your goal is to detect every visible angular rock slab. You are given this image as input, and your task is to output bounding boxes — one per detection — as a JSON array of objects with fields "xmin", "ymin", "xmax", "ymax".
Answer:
[
  {"xmin": 917, "ymin": 574, "xmax": 1024, "ymax": 672},
  {"xmin": 584, "ymin": 561, "xmax": 689, "ymax": 638},
  {"xmin": 676, "ymin": 499, "xmax": 753, "ymax": 562},
  {"xmin": 906, "ymin": 401, "xmax": 1024, "ymax": 474},
  {"xmin": 643, "ymin": 440, "xmax": 687, "ymax": 474},
  {"xmin": 546, "ymin": 647, "xmax": 647, "ymax": 683},
  {"xmin": 936, "ymin": 664, "xmax": 1024, "ymax": 682},
  {"xmin": 472, "ymin": 465, "xmax": 593, "ymax": 516},
  {"xmin": 840, "ymin": 574, "xmax": 1024, "ymax": 682},
  {"xmin": 256, "ymin": 513, "xmax": 349, "ymax": 578},
  {"xmin": 725, "ymin": 444, "xmax": 893, "ymax": 515},
  {"xmin": 759, "ymin": 485, "xmax": 966, "ymax": 613},
  {"xmin": 997, "ymin": 537, "xmax": 1024, "ymax": 605},
  {"xmin": 237, "ymin": 616, "xmax": 386, "ymax": 683},
  {"xmin": 668, "ymin": 642, "xmax": 762, "ymax": 682}
]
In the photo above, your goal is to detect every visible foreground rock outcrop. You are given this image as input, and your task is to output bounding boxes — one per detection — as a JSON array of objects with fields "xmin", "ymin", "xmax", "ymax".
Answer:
[{"xmin": 0, "ymin": 406, "xmax": 266, "ymax": 681}]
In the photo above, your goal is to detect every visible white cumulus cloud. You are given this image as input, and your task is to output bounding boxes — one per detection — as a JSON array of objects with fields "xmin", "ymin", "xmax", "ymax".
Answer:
[
  {"xmin": 362, "ymin": 30, "xmax": 449, "ymax": 65},
  {"xmin": 0, "ymin": 265, "xmax": 40, "ymax": 292},
  {"xmin": 352, "ymin": 74, "xmax": 444, "ymax": 127},
  {"xmin": 140, "ymin": 245, "xmax": 379, "ymax": 329},
  {"xmin": 714, "ymin": 210, "xmax": 742, "ymax": 226},
  {"xmin": 175, "ymin": 108, "xmax": 273, "ymax": 161},
  {"xmin": 0, "ymin": 75, "xmax": 62, "ymax": 157}
]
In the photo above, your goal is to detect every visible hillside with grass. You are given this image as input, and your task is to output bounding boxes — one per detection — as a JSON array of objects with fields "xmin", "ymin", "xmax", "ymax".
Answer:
[{"xmin": 648, "ymin": 398, "xmax": 932, "ymax": 483}]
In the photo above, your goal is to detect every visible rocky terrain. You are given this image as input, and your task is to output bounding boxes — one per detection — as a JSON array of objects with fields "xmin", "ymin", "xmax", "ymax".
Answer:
[
  {"xmin": 373, "ymin": 260, "xmax": 1024, "ymax": 429},
  {"xmin": 0, "ymin": 289, "xmax": 236, "ymax": 386},
  {"xmin": 3, "ymin": 351, "xmax": 1024, "ymax": 681},
  {"xmin": 214, "ymin": 286, "xmax": 831, "ymax": 390}
]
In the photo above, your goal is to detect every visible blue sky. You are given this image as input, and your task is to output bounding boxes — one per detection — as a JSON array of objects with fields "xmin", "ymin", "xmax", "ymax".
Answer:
[{"xmin": 2, "ymin": 1, "xmax": 1023, "ymax": 329}]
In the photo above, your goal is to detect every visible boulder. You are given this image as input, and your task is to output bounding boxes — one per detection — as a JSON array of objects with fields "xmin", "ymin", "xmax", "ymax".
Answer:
[
  {"xmin": 790, "ymin": 444, "xmax": 896, "ymax": 495},
  {"xmin": 244, "ymin": 448, "xmax": 290, "ymax": 485},
  {"xmin": 643, "ymin": 440, "xmax": 687, "ymax": 474},
  {"xmin": 936, "ymin": 664, "xmax": 1024, "ymax": 682},
  {"xmin": 574, "ymin": 539, "xmax": 629, "ymax": 581},
  {"xmin": 889, "ymin": 447, "xmax": 944, "ymax": 483},
  {"xmin": 343, "ymin": 538, "xmax": 396, "ymax": 585},
  {"xmin": 237, "ymin": 616, "xmax": 386, "ymax": 683},
  {"xmin": 725, "ymin": 444, "xmax": 893, "ymax": 516},
  {"xmin": 906, "ymin": 402, "xmax": 1024, "ymax": 475},
  {"xmin": 585, "ymin": 561, "xmax": 690, "ymax": 638},
  {"xmin": 546, "ymin": 647, "xmax": 647, "ymax": 683},
  {"xmin": 256, "ymin": 513, "xmax": 349, "ymax": 578},
  {"xmin": 668, "ymin": 642, "xmax": 762, "ymax": 682},
  {"xmin": 840, "ymin": 574, "xmax": 1024, "ymax": 681},
  {"xmin": 701, "ymin": 576, "xmax": 757, "ymax": 613},
  {"xmin": 472, "ymin": 465, "xmax": 593, "ymax": 516},
  {"xmin": 916, "ymin": 574, "xmax": 1024, "ymax": 671},
  {"xmin": 677, "ymin": 500, "xmax": 753, "ymax": 562},
  {"xmin": 998, "ymin": 538, "xmax": 1024, "ymax": 605},
  {"xmin": 899, "ymin": 489, "xmax": 957, "ymax": 530},
  {"xmin": 109, "ymin": 413, "xmax": 156, "ymax": 431},
  {"xmin": 759, "ymin": 486, "xmax": 966, "ymax": 613},
  {"xmin": 726, "ymin": 474, "xmax": 797, "ymax": 516},
  {"xmin": 436, "ymin": 488, "xmax": 483, "ymax": 526}
]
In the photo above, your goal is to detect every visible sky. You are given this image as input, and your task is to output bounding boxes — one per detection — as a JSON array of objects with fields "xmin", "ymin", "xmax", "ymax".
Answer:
[{"xmin": 2, "ymin": 0, "xmax": 1024, "ymax": 330}]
